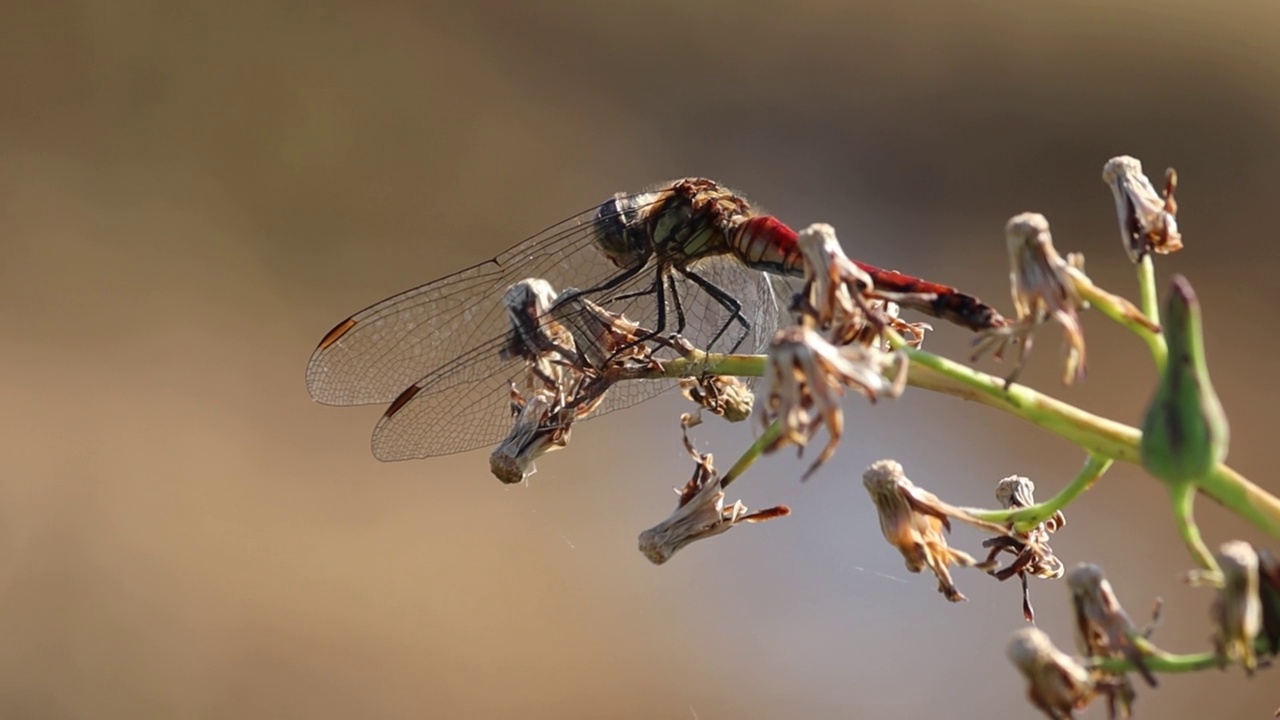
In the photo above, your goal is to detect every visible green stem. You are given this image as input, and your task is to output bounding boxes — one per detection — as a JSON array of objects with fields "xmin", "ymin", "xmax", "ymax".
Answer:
[
  {"xmin": 972, "ymin": 454, "xmax": 1112, "ymax": 531},
  {"xmin": 1092, "ymin": 636, "xmax": 1271, "ymax": 676},
  {"xmin": 1073, "ymin": 274, "xmax": 1167, "ymax": 373},
  {"xmin": 1137, "ymin": 254, "xmax": 1161, "ymax": 327},
  {"xmin": 656, "ymin": 351, "xmax": 768, "ymax": 379},
  {"xmin": 1199, "ymin": 464, "xmax": 1280, "ymax": 543},
  {"xmin": 1168, "ymin": 480, "xmax": 1220, "ymax": 574},
  {"xmin": 904, "ymin": 349, "xmax": 1141, "ymax": 461},
  {"xmin": 1093, "ymin": 648, "xmax": 1218, "ymax": 675},
  {"xmin": 721, "ymin": 419, "xmax": 783, "ymax": 488},
  {"xmin": 646, "ymin": 344, "xmax": 1280, "ymax": 541},
  {"xmin": 905, "ymin": 351, "xmax": 1280, "ymax": 539},
  {"xmin": 1135, "ymin": 255, "xmax": 1168, "ymax": 371}
]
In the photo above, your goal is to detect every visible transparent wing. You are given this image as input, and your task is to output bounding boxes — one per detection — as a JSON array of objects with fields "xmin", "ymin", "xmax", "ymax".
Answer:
[
  {"xmin": 369, "ymin": 255, "xmax": 788, "ymax": 460},
  {"xmin": 305, "ymin": 194, "xmax": 670, "ymax": 407}
]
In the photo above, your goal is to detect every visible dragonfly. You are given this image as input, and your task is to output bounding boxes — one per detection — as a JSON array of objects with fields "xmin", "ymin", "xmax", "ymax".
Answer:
[{"xmin": 306, "ymin": 177, "xmax": 1006, "ymax": 461}]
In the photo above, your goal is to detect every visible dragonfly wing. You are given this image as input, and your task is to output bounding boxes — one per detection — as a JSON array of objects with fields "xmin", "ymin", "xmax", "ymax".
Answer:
[
  {"xmin": 308, "ymin": 188, "xmax": 790, "ymax": 460},
  {"xmin": 667, "ymin": 254, "xmax": 787, "ymax": 357},
  {"xmin": 368, "ymin": 257, "xmax": 787, "ymax": 460},
  {"xmin": 305, "ymin": 196, "xmax": 666, "ymax": 407},
  {"xmin": 369, "ymin": 336, "xmax": 523, "ymax": 460},
  {"xmin": 369, "ymin": 264, "xmax": 671, "ymax": 459},
  {"xmin": 566, "ymin": 257, "xmax": 788, "ymax": 428}
]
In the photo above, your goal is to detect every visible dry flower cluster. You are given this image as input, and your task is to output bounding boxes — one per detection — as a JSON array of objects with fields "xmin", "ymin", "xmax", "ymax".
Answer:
[
  {"xmin": 312, "ymin": 156, "xmax": 1280, "ymax": 718},
  {"xmin": 489, "ymin": 156, "xmax": 1279, "ymax": 717}
]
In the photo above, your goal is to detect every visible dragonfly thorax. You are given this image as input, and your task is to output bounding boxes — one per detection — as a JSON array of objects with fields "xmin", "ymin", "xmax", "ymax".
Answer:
[{"xmin": 592, "ymin": 191, "xmax": 662, "ymax": 270}]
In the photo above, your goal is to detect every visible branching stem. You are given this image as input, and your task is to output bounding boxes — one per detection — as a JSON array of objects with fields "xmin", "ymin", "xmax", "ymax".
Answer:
[
  {"xmin": 972, "ymin": 454, "xmax": 1112, "ymax": 531},
  {"xmin": 652, "ymin": 345, "xmax": 1280, "ymax": 540}
]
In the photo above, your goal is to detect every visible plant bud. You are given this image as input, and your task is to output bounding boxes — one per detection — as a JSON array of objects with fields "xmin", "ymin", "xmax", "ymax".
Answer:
[{"xmin": 1140, "ymin": 276, "xmax": 1229, "ymax": 484}]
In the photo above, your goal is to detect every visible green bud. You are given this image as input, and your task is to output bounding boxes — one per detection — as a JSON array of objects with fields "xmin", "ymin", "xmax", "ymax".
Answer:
[{"xmin": 1140, "ymin": 275, "xmax": 1229, "ymax": 484}]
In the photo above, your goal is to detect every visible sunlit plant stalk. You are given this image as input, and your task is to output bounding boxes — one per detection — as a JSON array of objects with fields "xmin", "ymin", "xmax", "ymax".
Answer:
[
  {"xmin": 654, "ymin": 343, "xmax": 1280, "ymax": 542},
  {"xmin": 649, "ymin": 155, "xmax": 1280, "ymax": 716},
  {"xmin": 571, "ymin": 155, "xmax": 1280, "ymax": 715}
]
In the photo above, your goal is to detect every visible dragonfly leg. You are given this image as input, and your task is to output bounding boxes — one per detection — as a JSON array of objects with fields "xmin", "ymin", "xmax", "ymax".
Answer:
[
  {"xmin": 540, "ymin": 261, "xmax": 670, "ymax": 381},
  {"xmin": 677, "ymin": 266, "xmax": 750, "ymax": 354},
  {"xmin": 666, "ymin": 271, "xmax": 688, "ymax": 335},
  {"xmin": 646, "ymin": 270, "xmax": 668, "ymax": 340},
  {"xmin": 559, "ymin": 257, "xmax": 651, "ymax": 307},
  {"xmin": 604, "ymin": 273, "xmax": 687, "ymax": 344},
  {"xmin": 607, "ymin": 281, "xmax": 660, "ymax": 305},
  {"xmin": 583, "ymin": 268, "xmax": 670, "ymax": 362}
]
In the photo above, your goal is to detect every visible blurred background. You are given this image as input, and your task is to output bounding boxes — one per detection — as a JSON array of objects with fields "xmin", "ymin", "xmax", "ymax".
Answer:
[{"xmin": 3, "ymin": 0, "xmax": 1279, "ymax": 717}]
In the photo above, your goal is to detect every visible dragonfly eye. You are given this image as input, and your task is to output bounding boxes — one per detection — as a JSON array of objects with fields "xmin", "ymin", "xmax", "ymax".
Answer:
[{"xmin": 593, "ymin": 194, "xmax": 651, "ymax": 270}]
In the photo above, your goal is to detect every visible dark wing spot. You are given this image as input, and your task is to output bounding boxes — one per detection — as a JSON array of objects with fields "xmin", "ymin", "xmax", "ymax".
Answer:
[
  {"xmin": 317, "ymin": 317, "xmax": 358, "ymax": 350},
  {"xmin": 384, "ymin": 384, "xmax": 423, "ymax": 419}
]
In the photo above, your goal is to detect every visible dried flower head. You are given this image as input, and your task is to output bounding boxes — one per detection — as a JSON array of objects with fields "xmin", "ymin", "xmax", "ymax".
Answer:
[
  {"xmin": 1066, "ymin": 564, "xmax": 1157, "ymax": 688},
  {"xmin": 861, "ymin": 460, "xmax": 1009, "ymax": 602},
  {"xmin": 489, "ymin": 388, "xmax": 574, "ymax": 484},
  {"xmin": 983, "ymin": 475, "xmax": 1066, "ymax": 622},
  {"xmin": 501, "ymin": 278, "xmax": 568, "ymax": 353},
  {"xmin": 839, "ymin": 299, "xmax": 930, "ymax": 350},
  {"xmin": 637, "ymin": 434, "xmax": 789, "ymax": 564},
  {"xmin": 1007, "ymin": 626, "xmax": 1096, "ymax": 720},
  {"xmin": 763, "ymin": 327, "xmax": 908, "ymax": 479},
  {"xmin": 680, "ymin": 374, "xmax": 755, "ymax": 423},
  {"xmin": 1098, "ymin": 675, "xmax": 1138, "ymax": 720},
  {"xmin": 792, "ymin": 223, "xmax": 878, "ymax": 341},
  {"xmin": 973, "ymin": 213, "xmax": 1086, "ymax": 387},
  {"xmin": 501, "ymin": 278, "xmax": 581, "ymax": 389},
  {"xmin": 1102, "ymin": 156, "xmax": 1182, "ymax": 263},
  {"xmin": 791, "ymin": 222, "xmax": 1006, "ymax": 335},
  {"xmin": 1211, "ymin": 540, "xmax": 1263, "ymax": 674},
  {"xmin": 1258, "ymin": 548, "xmax": 1280, "ymax": 660}
]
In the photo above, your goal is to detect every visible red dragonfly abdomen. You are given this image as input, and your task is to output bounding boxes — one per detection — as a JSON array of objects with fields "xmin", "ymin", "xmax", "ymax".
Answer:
[{"xmin": 732, "ymin": 215, "xmax": 1007, "ymax": 332}]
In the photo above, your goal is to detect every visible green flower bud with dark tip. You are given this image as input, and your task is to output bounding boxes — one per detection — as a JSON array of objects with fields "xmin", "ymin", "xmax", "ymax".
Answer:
[{"xmin": 1140, "ymin": 275, "xmax": 1229, "ymax": 484}]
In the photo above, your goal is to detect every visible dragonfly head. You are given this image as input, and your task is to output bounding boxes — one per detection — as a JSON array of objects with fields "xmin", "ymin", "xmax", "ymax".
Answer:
[{"xmin": 593, "ymin": 192, "xmax": 655, "ymax": 270}]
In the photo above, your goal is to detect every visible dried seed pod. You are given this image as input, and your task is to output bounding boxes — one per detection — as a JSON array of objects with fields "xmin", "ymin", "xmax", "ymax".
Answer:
[
  {"xmin": 1102, "ymin": 156, "xmax": 1182, "ymax": 263},
  {"xmin": 638, "ymin": 434, "xmax": 788, "ymax": 564},
  {"xmin": 862, "ymin": 460, "xmax": 1008, "ymax": 602},
  {"xmin": 1008, "ymin": 627, "xmax": 1096, "ymax": 720},
  {"xmin": 1211, "ymin": 541, "xmax": 1263, "ymax": 674}
]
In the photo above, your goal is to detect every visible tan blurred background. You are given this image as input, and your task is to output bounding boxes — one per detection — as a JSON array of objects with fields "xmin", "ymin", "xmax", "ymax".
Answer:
[{"xmin": 3, "ymin": 0, "xmax": 1280, "ymax": 717}]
